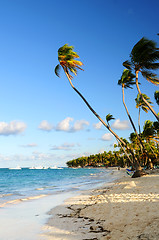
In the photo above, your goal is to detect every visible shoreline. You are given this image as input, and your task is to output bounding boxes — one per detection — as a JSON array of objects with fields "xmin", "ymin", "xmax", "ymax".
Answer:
[
  {"xmin": 0, "ymin": 168, "xmax": 117, "ymax": 240},
  {"xmin": 0, "ymin": 191, "xmax": 75, "ymax": 240},
  {"xmin": 41, "ymin": 169, "xmax": 159, "ymax": 240}
]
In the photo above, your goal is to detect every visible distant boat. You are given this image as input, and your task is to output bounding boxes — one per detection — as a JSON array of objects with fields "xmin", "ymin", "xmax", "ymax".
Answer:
[
  {"xmin": 29, "ymin": 166, "xmax": 35, "ymax": 169},
  {"xmin": 29, "ymin": 166, "xmax": 49, "ymax": 170},
  {"xmin": 49, "ymin": 166, "xmax": 63, "ymax": 169},
  {"xmin": 43, "ymin": 166, "xmax": 49, "ymax": 169},
  {"xmin": 28, "ymin": 166, "xmax": 62, "ymax": 170},
  {"xmin": 9, "ymin": 166, "xmax": 21, "ymax": 170},
  {"xmin": 33, "ymin": 166, "xmax": 43, "ymax": 169}
]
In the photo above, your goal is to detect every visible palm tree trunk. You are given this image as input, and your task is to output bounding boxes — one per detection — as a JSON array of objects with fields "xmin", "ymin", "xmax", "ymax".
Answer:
[
  {"xmin": 116, "ymin": 138, "xmax": 133, "ymax": 164},
  {"xmin": 64, "ymin": 69, "xmax": 139, "ymax": 165},
  {"xmin": 136, "ymin": 71, "xmax": 159, "ymax": 121},
  {"xmin": 122, "ymin": 85, "xmax": 154, "ymax": 163},
  {"xmin": 138, "ymin": 107, "xmax": 141, "ymax": 134},
  {"xmin": 122, "ymin": 86, "xmax": 144, "ymax": 152},
  {"xmin": 122, "ymin": 86, "xmax": 140, "ymax": 137}
]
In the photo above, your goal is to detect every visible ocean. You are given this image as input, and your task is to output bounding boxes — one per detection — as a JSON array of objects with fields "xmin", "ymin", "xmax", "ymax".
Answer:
[
  {"xmin": 0, "ymin": 167, "xmax": 121, "ymax": 240},
  {"xmin": 0, "ymin": 167, "xmax": 118, "ymax": 208}
]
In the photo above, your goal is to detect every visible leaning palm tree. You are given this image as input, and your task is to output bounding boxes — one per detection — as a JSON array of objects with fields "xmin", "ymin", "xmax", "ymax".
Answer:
[
  {"xmin": 123, "ymin": 37, "xmax": 159, "ymax": 121},
  {"xmin": 55, "ymin": 44, "xmax": 138, "ymax": 165},
  {"xmin": 118, "ymin": 69, "xmax": 148, "ymax": 159},
  {"xmin": 135, "ymin": 93, "xmax": 153, "ymax": 134}
]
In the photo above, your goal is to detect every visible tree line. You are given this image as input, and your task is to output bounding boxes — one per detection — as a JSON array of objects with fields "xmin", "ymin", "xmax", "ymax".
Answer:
[{"xmin": 66, "ymin": 119, "xmax": 159, "ymax": 168}]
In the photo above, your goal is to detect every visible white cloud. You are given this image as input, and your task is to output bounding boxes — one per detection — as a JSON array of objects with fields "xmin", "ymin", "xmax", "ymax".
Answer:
[
  {"xmin": 51, "ymin": 143, "xmax": 75, "ymax": 151},
  {"xmin": 31, "ymin": 151, "xmax": 56, "ymax": 161},
  {"xmin": 56, "ymin": 117, "xmax": 89, "ymax": 132},
  {"xmin": 0, "ymin": 121, "xmax": 27, "ymax": 136},
  {"xmin": 93, "ymin": 122, "xmax": 102, "ymax": 130},
  {"xmin": 101, "ymin": 133, "xmax": 113, "ymax": 141},
  {"xmin": 38, "ymin": 118, "xmax": 89, "ymax": 133},
  {"xmin": 21, "ymin": 143, "xmax": 37, "ymax": 148},
  {"xmin": 72, "ymin": 120, "xmax": 89, "ymax": 132},
  {"xmin": 111, "ymin": 119, "xmax": 130, "ymax": 130},
  {"xmin": 38, "ymin": 120, "xmax": 53, "ymax": 131},
  {"xmin": 56, "ymin": 117, "xmax": 73, "ymax": 131}
]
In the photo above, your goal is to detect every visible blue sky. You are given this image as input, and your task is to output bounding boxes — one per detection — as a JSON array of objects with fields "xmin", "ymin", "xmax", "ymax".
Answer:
[{"xmin": 0, "ymin": 0, "xmax": 158, "ymax": 167}]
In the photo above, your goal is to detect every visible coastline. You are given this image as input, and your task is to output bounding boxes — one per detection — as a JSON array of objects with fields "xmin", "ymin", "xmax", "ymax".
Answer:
[
  {"xmin": 41, "ymin": 168, "xmax": 159, "ymax": 240},
  {"xmin": 0, "ymin": 167, "xmax": 116, "ymax": 240}
]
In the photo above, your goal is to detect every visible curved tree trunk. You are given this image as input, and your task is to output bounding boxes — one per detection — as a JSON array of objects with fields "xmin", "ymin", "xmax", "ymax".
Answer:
[
  {"xmin": 122, "ymin": 85, "xmax": 153, "ymax": 163},
  {"xmin": 116, "ymin": 138, "xmax": 133, "ymax": 164},
  {"xmin": 136, "ymin": 71, "xmax": 159, "ymax": 122},
  {"xmin": 64, "ymin": 69, "xmax": 139, "ymax": 166},
  {"xmin": 122, "ymin": 86, "xmax": 144, "ymax": 153},
  {"xmin": 122, "ymin": 86, "xmax": 141, "ymax": 138},
  {"xmin": 138, "ymin": 107, "xmax": 141, "ymax": 134}
]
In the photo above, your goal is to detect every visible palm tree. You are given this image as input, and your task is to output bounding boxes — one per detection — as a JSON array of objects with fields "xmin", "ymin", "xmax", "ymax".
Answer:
[
  {"xmin": 106, "ymin": 113, "xmax": 115, "ymax": 127},
  {"xmin": 123, "ymin": 37, "xmax": 159, "ymax": 121},
  {"xmin": 118, "ymin": 69, "xmax": 151, "ymax": 161},
  {"xmin": 129, "ymin": 133, "xmax": 140, "ymax": 153},
  {"xmin": 118, "ymin": 69, "xmax": 138, "ymax": 134},
  {"xmin": 143, "ymin": 120, "xmax": 157, "ymax": 167},
  {"xmin": 135, "ymin": 93, "xmax": 153, "ymax": 134},
  {"xmin": 153, "ymin": 121, "xmax": 159, "ymax": 148},
  {"xmin": 55, "ymin": 44, "xmax": 138, "ymax": 166},
  {"xmin": 154, "ymin": 90, "xmax": 159, "ymax": 105}
]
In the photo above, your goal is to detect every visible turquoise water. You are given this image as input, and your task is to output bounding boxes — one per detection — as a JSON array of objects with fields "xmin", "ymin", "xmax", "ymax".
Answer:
[{"xmin": 0, "ymin": 168, "xmax": 115, "ymax": 207}]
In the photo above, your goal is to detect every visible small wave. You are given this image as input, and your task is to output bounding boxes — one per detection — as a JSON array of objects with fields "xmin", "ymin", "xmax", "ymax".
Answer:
[
  {"xmin": 35, "ymin": 185, "xmax": 57, "ymax": 191},
  {"xmin": 0, "ymin": 193, "xmax": 13, "ymax": 198},
  {"xmin": 0, "ymin": 194, "xmax": 47, "ymax": 208},
  {"xmin": 36, "ymin": 188, "xmax": 44, "ymax": 191},
  {"xmin": 21, "ymin": 194, "xmax": 47, "ymax": 201},
  {"xmin": 0, "ymin": 199, "xmax": 22, "ymax": 208}
]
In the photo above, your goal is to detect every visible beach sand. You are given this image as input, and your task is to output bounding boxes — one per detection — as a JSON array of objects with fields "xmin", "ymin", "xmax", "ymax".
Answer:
[{"xmin": 41, "ymin": 169, "xmax": 159, "ymax": 240}]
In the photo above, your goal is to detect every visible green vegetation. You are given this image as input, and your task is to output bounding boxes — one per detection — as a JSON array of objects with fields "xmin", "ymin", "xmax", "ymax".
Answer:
[
  {"xmin": 55, "ymin": 38, "xmax": 159, "ymax": 173},
  {"xmin": 66, "ymin": 123, "xmax": 159, "ymax": 168}
]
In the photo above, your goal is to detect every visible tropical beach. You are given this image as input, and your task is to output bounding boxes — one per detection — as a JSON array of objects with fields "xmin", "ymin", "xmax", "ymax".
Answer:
[
  {"xmin": 1, "ymin": 167, "xmax": 159, "ymax": 240},
  {"xmin": 41, "ymin": 168, "xmax": 159, "ymax": 240},
  {"xmin": 0, "ymin": 1, "xmax": 159, "ymax": 240}
]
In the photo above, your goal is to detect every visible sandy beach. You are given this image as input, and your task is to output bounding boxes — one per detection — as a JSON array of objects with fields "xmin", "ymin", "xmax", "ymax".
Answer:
[{"xmin": 41, "ymin": 168, "xmax": 159, "ymax": 240}]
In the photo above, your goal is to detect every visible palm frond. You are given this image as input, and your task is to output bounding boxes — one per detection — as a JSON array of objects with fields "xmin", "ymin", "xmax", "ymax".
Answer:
[
  {"xmin": 123, "ymin": 60, "xmax": 132, "ymax": 70},
  {"xmin": 141, "ymin": 71, "xmax": 159, "ymax": 85},
  {"xmin": 118, "ymin": 69, "xmax": 135, "ymax": 89},
  {"xmin": 131, "ymin": 38, "xmax": 156, "ymax": 61},
  {"xmin": 143, "ymin": 120, "xmax": 156, "ymax": 138},
  {"xmin": 154, "ymin": 90, "xmax": 159, "ymax": 105},
  {"xmin": 69, "ymin": 67, "xmax": 77, "ymax": 76},
  {"xmin": 55, "ymin": 64, "xmax": 61, "ymax": 77},
  {"xmin": 153, "ymin": 121, "xmax": 159, "ymax": 134},
  {"xmin": 143, "ymin": 62, "xmax": 159, "ymax": 70},
  {"xmin": 56, "ymin": 44, "xmax": 84, "ymax": 79},
  {"xmin": 106, "ymin": 114, "xmax": 115, "ymax": 123},
  {"xmin": 129, "ymin": 37, "xmax": 159, "ymax": 73},
  {"xmin": 135, "ymin": 93, "xmax": 153, "ymax": 112}
]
